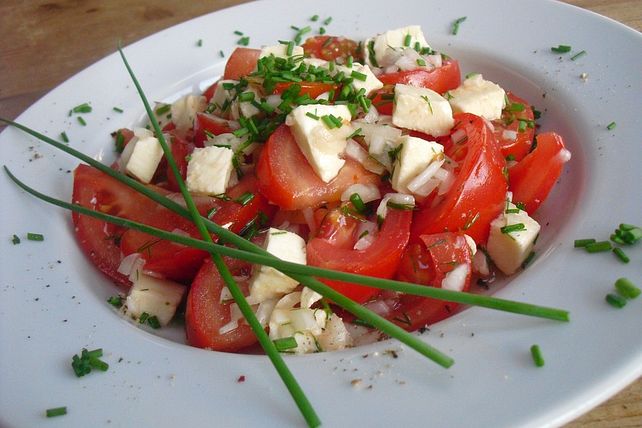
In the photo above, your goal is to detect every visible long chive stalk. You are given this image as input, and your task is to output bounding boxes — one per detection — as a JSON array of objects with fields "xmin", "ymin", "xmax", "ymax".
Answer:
[
  {"xmin": 116, "ymin": 47, "xmax": 320, "ymax": 428},
  {"xmin": 5, "ymin": 167, "xmax": 569, "ymax": 324},
  {"xmin": 0, "ymin": 117, "xmax": 570, "ymax": 323}
]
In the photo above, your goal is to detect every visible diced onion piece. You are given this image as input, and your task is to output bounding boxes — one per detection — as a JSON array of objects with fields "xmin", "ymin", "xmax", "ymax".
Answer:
[
  {"xmin": 376, "ymin": 193, "xmax": 415, "ymax": 220},
  {"xmin": 344, "ymin": 139, "xmax": 386, "ymax": 174},
  {"xmin": 464, "ymin": 234, "xmax": 477, "ymax": 255},
  {"xmin": 363, "ymin": 299, "xmax": 393, "ymax": 317},
  {"xmin": 353, "ymin": 221, "xmax": 377, "ymax": 250},
  {"xmin": 426, "ymin": 54, "xmax": 442, "ymax": 68},
  {"xmin": 556, "ymin": 148, "xmax": 572, "ymax": 163},
  {"xmin": 275, "ymin": 292, "xmax": 302, "ymax": 310},
  {"xmin": 362, "ymin": 105, "xmax": 379, "ymax": 123},
  {"xmin": 255, "ymin": 298, "xmax": 277, "ymax": 327},
  {"xmin": 317, "ymin": 313, "xmax": 353, "ymax": 351},
  {"xmin": 450, "ymin": 128, "xmax": 467, "ymax": 145},
  {"xmin": 301, "ymin": 287, "xmax": 322, "ymax": 309},
  {"xmin": 406, "ymin": 157, "xmax": 445, "ymax": 194},
  {"xmin": 316, "ymin": 92, "xmax": 331, "ymax": 101},
  {"xmin": 219, "ymin": 286, "xmax": 233, "ymax": 303},
  {"xmin": 482, "ymin": 117, "xmax": 495, "ymax": 132},
  {"xmin": 413, "ymin": 178, "xmax": 440, "ymax": 197},
  {"xmin": 117, "ymin": 253, "xmax": 143, "ymax": 278},
  {"xmin": 340, "ymin": 183, "xmax": 381, "ymax": 204},
  {"xmin": 441, "ymin": 263, "xmax": 470, "ymax": 292},
  {"xmin": 435, "ymin": 168, "xmax": 455, "ymax": 195},
  {"xmin": 472, "ymin": 249, "xmax": 490, "ymax": 276},
  {"xmin": 219, "ymin": 303, "xmax": 243, "ymax": 335},
  {"xmin": 301, "ymin": 207, "xmax": 317, "ymax": 237},
  {"xmin": 502, "ymin": 129, "xmax": 518, "ymax": 141}
]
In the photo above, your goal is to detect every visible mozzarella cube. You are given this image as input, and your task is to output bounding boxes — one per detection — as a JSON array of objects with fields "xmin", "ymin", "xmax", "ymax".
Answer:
[
  {"xmin": 171, "ymin": 94, "xmax": 206, "ymax": 131},
  {"xmin": 365, "ymin": 25, "xmax": 430, "ymax": 68},
  {"xmin": 393, "ymin": 84, "xmax": 454, "ymax": 136},
  {"xmin": 124, "ymin": 273, "xmax": 185, "ymax": 326},
  {"xmin": 185, "ymin": 146, "xmax": 234, "ymax": 195},
  {"xmin": 486, "ymin": 203, "xmax": 541, "ymax": 275},
  {"xmin": 260, "ymin": 44, "xmax": 304, "ymax": 58},
  {"xmin": 391, "ymin": 135, "xmax": 444, "ymax": 194},
  {"xmin": 125, "ymin": 135, "xmax": 164, "ymax": 183},
  {"xmin": 286, "ymin": 104, "xmax": 353, "ymax": 182},
  {"xmin": 249, "ymin": 228, "xmax": 307, "ymax": 303},
  {"xmin": 210, "ymin": 79, "xmax": 240, "ymax": 118},
  {"xmin": 448, "ymin": 74, "xmax": 506, "ymax": 121},
  {"xmin": 335, "ymin": 62, "xmax": 383, "ymax": 96}
]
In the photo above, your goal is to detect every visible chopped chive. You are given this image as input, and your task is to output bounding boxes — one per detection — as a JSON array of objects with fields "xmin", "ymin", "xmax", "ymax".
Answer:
[
  {"xmin": 107, "ymin": 295, "xmax": 123, "ymax": 308},
  {"xmin": 72, "ymin": 103, "xmax": 92, "ymax": 113},
  {"xmin": 346, "ymin": 55, "xmax": 353, "ymax": 68},
  {"xmin": 273, "ymin": 336, "xmax": 298, "ymax": 351},
  {"xmin": 574, "ymin": 238, "xmax": 596, "ymax": 248},
  {"xmin": 238, "ymin": 36, "xmax": 250, "ymax": 46},
  {"xmin": 508, "ymin": 102, "xmax": 525, "ymax": 112},
  {"xmin": 416, "ymin": 58, "xmax": 426, "ymax": 66},
  {"xmin": 518, "ymin": 120, "xmax": 527, "ymax": 132},
  {"xmin": 235, "ymin": 192, "xmax": 255, "ymax": 206},
  {"xmin": 310, "ymin": 14, "xmax": 319, "ymax": 22},
  {"xmin": 349, "ymin": 193, "xmax": 367, "ymax": 214},
  {"xmin": 155, "ymin": 104, "xmax": 171, "ymax": 115},
  {"xmin": 347, "ymin": 127, "xmax": 363, "ymax": 139},
  {"xmin": 606, "ymin": 121, "xmax": 616, "ymax": 130},
  {"xmin": 551, "ymin": 44, "xmax": 572, "ymax": 53},
  {"xmin": 319, "ymin": 27, "xmax": 326, "ymax": 35},
  {"xmin": 306, "ymin": 112, "xmax": 320, "ymax": 120},
  {"xmin": 465, "ymin": 72, "xmax": 479, "ymax": 79},
  {"xmin": 570, "ymin": 50, "xmax": 586, "ymax": 61},
  {"xmin": 11, "ymin": 234, "xmax": 20, "ymax": 245},
  {"xmin": 500, "ymin": 223, "xmax": 525, "ymax": 234},
  {"xmin": 605, "ymin": 293, "xmax": 627, "ymax": 308},
  {"xmin": 27, "ymin": 232, "xmax": 44, "ymax": 241},
  {"xmin": 612, "ymin": 247, "xmax": 630, "ymax": 263},
  {"xmin": 112, "ymin": 107, "xmax": 123, "ymax": 113},
  {"xmin": 238, "ymin": 91, "xmax": 255, "ymax": 102},
  {"xmin": 585, "ymin": 241, "xmax": 612, "ymax": 253},
  {"xmin": 321, "ymin": 115, "xmax": 337, "ymax": 129},
  {"xmin": 60, "ymin": 131, "xmax": 69, "ymax": 143},
  {"xmin": 71, "ymin": 348, "xmax": 108, "ymax": 377},
  {"xmin": 522, "ymin": 251, "xmax": 536, "ymax": 269},
  {"xmin": 615, "ymin": 278, "xmax": 640, "ymax": 299},
  {"xmin": 619, "ymin": 223, "xmax": 637, "ymax": 231},
  {"xmin": 233, "ymin": 30, "xmax": 244, "ymax": 36},
  {"xmin": 505, "ymin": 154, "xmax": 516, "ymax": 162},
  {"xmin": 77, "ymin": 116, "xmax": 87, "ymax": 126},
  {"xmin": 622, "ymin": 227, "xmax": 641, "ymax": 244},
  {"xmin": 451, "ymin": 16, "xmax": 467, "ymax": 35},
  {"xmin": 323, "ymin": 16, "xmax": 332, "ymax": 25},
  {"xmin": 146, "ymin": 315, "xmax": 161, "ymax": 329},
  {"xmin": 351, "ymin": 70, "xmax": 367, "ymax": 81},
  {"xmin": 219, "ymin": 50, "xmax": 225, "ymax": 58},
  {"xmin": 46, "ymin": 407, "xmax": 67, "ymax": 417},
  {"xmin": 196, "ymin": 39, "xmax": 203, "ymax": 47},
  {"xmin": 286, "ymin": 40, "xmax": 294, "ymax": 56},
  {"xmin": 530, "ymin": 345, "xmax": 545, "ymax": 367},
  {"xmin": 403, "ymin": 34, "xmax": 412, "ymax": 47},
  {"xmin": 352, "ymin": 318, "xmax": 375, "ymax": 328}
]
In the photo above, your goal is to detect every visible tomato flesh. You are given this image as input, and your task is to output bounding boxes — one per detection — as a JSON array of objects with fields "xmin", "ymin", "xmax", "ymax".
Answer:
[
  {"xmin": 223, "ymin": 47, "xmax": 261, "ymax": 80},
  {"xmin": 508, "ymin": 132, "xmax": 568, "ymax": 214},
  {"xmin": 493, "ymin": 92, "xmax": 535, "ymax": 162},
  {"xmin": 411, "ymin": 113, "xmax": 508, "ymax": 244},
  {"xmin": 256, "ymin": 124, "xmax": 380, "ymax": 210},
  {"xmin": 193, "ymin": 112, "xmax": 235, "ymax": 147},
  {"xmin": 302, "ymin": 36, "xmax": 361, "ymax": 62}
]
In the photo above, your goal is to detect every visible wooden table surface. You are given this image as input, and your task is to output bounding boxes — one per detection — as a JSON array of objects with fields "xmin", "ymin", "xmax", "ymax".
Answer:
[{"xmin": 1, "ymin": 0, "xmax": 640, "ymax": 426}]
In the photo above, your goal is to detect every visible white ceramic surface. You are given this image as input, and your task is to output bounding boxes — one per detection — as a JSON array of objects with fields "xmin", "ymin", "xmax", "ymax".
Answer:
[{"xmin": 1, "ymin": 0, "xmax": 641, "ymax": 427}]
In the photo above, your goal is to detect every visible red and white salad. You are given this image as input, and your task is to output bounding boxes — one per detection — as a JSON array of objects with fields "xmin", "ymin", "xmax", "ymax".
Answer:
[{"xmin": 72, "ymin": 25, "xmax": 571, "ymax": 354}]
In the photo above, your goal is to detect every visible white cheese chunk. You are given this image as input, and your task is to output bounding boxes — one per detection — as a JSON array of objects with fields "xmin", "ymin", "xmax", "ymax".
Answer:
[
  {"xmin": 486, "ymin": 203, "xmax": 541, "ymax": 275},
  {"xmin": 391, "ymin": 135, "xmax": 444, "ymax": 194},
  {"xmin": 286, "ymin": 104, "xmax": 353, "ymax": 182},
  {"xmin": 171, "ymin": 94, "xmax": 206, "ymax": 131},
  {"xmin": 248, "ymin": 228, "xmax": 307, "ymax": 303},
  {"xmin": 365, "ymin": 25, "xmax": 430, "ymax": 69},
  {"xmin": 124, "ymin": 273, "xmax": 185, "ymax": 326},
  {"xmin": 447, "ymin": 74, "xmax": 507, "ymax": 121},
  {"xmin": 260, "ymin": 44, "xmax": 304, "ymax": 58},
  {"xmin": 335, "ymin": 62, "xmax": 383, "ymax": 96},
  {"xmin": 125, "ymin": 135, "xmax": 164, "ymax": 184},
  {"xmin": 392, "ymin": 84, "xmax": 454, "ymax": 136},
  {"xmin": 185, "ymin": 146, "xmax": 234, "ymax": 195}
]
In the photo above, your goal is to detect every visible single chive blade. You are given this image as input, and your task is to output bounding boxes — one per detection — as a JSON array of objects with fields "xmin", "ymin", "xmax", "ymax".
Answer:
[
  {"xmin": 530, "ymin": 344, "xmax": 545, "ymax": 367},
  {"xmin": 574, "ymin": 238, "xmax": 596, "ymax": 248},
  {"xmin": 615, "ymin": 278, "xmax": 640, "ymax": 299},
  {"xmin": 606, "ymin": 293, "xmax": 627, "ymax": 308},
  {"xmin": 585, "ymin": 241, "xmax": 612, "ymax": 253},
  {"xmin": 46, "ymin": 407, "xmax": 67, "ymax": 417},
  {"xmin": 612, "ymin": 247, "xmax": 630, "ymax": 263}
]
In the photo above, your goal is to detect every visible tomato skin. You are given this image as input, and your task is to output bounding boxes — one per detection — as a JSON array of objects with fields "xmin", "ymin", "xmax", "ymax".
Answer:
[
  {"xmin": 185, "ymin": 258, "xmax": 258, "ymax": 352},
  {"xmin": 256, "ymin": 124, "xmax": 380, "ymax": 210},
  {"xmin": 411, "ymin": 113, "xmax": 508, "ymax": 244},
  {"xmin": 302, "ymin": 36, "xmax": 361, "ymax": 62},
  {"xmin": 306, "ymin": 209, "xmax": 412, "ymax": 303},
  {"xmin": 202, "ymin": 81, "xmax": 218, "ymax": 102},
  {"xmin": 370, "ymin": 60, "xmax": 461, "ymax": 115},
  {"xmin": 508, "ymin": 132, "xmax": 568, "ymax": 214},
  {"xmin": 493, "ymin": 92, "xmax": 535, "ymax": 161},
  {"xmin": 223, "ymin": 47, "xmax": 261, "ymax": 80},
  {"xmin": 165, "ymin": 134, "xmax": 194, "ymax": 192},
  {"xmin": 390, "ymin": 233, "xmax": 472, "ymax": 331},
  {"xmin": 193, "ymin": 112, "xmax": 235, "ymax": 147}
]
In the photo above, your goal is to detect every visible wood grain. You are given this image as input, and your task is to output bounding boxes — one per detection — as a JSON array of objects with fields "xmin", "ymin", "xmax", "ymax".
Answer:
[{"xmin": 0, "ymin": 1, "xmax": 640, "ymax": 426}]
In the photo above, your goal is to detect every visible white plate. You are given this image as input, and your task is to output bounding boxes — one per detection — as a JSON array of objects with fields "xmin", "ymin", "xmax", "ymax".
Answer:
[{"xmin": 1, "ymin": 0, "xmax": 641, "ymax": 426}]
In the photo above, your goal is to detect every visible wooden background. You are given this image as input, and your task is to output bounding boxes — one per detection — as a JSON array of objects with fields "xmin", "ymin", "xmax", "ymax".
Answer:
[{"xmin": 0, "ymin": 0, "xmax": 640, "ymax": 426}]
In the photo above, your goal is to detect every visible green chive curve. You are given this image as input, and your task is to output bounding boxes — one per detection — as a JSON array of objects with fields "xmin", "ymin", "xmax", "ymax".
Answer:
[{"xmin": 116, "ymin": 45, "xmax": 320, "ymax": 428}]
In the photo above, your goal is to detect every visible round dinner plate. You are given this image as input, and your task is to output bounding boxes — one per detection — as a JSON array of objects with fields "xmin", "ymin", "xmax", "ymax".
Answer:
[{"xmin": 1, "ymin": 0, "xmax": 641, "ymax": 426}]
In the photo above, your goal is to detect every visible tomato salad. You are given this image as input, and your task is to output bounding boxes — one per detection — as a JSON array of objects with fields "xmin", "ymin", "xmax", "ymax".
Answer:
[{"xmin": 73, "ymin": 26, "xmax": 570, "ymax": 354}]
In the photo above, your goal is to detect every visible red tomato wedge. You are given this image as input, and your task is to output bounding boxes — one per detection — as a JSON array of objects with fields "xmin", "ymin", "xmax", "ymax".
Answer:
[
  {"xmin": 185, "ymin": 258, "xmax": 258, "ymax": 352},
  {"xmin": 371, "ymin": 60, "xmax": 461, "ymax": 115},
  {"xmin": 223, "ymin": 47, "xmax": 261, "ymax": 80},
  {"xmin": 302, "ymin": 36, "xmax": 361, "ymax": 61},
  {"xmin": 273, "ymin": 82, "xmax": 336, "ymax": 99},
  {"xmin": 390, "ymin": 233, "xmax": 472, "ymax": 330},
  {"xmin": 256, "ymin": 124, "xmax": 380, "ymax": 210},
  {"xmin": 193, "ymin": 112, "xmax": 235, "ymax": 147},
  {"xmin": 120, "ymin": 174, "xmax": 274, "ymax": 283},
  {"xmin": 493, "ymin": 92, "xmax": 535, "ymax": 162},
  {"xmin": 307, "ymin": 208, "xmax": 412, "ymax": 303},
  {"xmin": 508, "ymin": 132, "xmax": 569, "ymax": 214},
  {"xmin": 411, "ymin": 113, "xmax": 508, "ymax": 244},
  {"xmin": 165, "ymin": 133, "xmax": 194, "ymax": 192}
]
